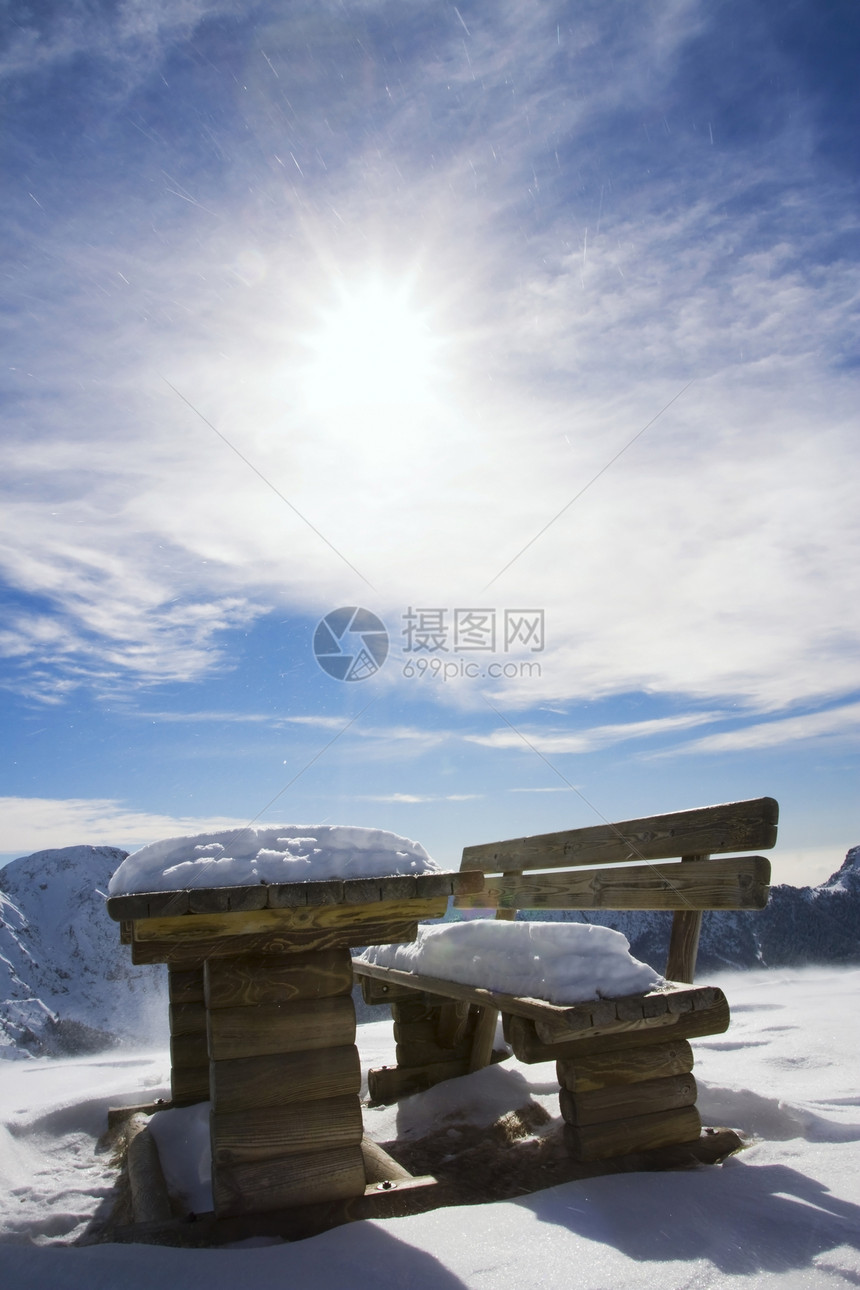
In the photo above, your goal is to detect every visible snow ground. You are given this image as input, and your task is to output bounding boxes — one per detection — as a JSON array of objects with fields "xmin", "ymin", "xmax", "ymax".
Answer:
[{"xmin": 0, "ymin": 967, "xmax": 858, "ymax": 1289}]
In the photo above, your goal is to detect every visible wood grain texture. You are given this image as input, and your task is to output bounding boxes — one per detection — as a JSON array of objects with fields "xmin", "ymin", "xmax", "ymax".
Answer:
[
  {"xmin": 436, "ymin": 1001, "xmax": 472, "ymax": 1049},
  {"xmin": 367, "ymin": 1060, "xmax": 470, "ymax": 1104},
  {"xmin": 168, "ymin": 967, "xmax": 204, "ymax": 1004},
  {"xmin": 133, "ymin": 897, "xmax": 447, "ymax": 944},
  {"xmin": 210, "ymin": 1095, "xmax": 363, "ymax": 1165},
  {"xmin": 556, "ymin": 1039, "xmax": 694, "ymax": 1093},
  {"xmin": 210, "ymin": 1045, "xmax": 361, "ymax": 1113},
  {"xmin": 395, "ymin": 1036, "xmax": 473, "ymax": 1068},
  {"xmin": 107, "ymin": 871, "xmax": 480, "ymax": 923},
  {"xmin": 170, "ymin": 1032, "xmax": 208, "ymax": 1070},
  {"xmin": 563, "ymin": 1105, "xmax": 702, "ymax": 1161},
  {"xmin": 506, "ymin": 996, "xmax": 730, "ymax": 1063},
  {"xmin": 207, "ymin": 995, "xmax": 356, "ymax": 1061},
  {"xmin": 460, "ymin": 797, "xmax": 778, "ymax": 872},
  {"xmin": 131, "ymin": 919, "xmax": 420, "ymax": 965},
  {"xmin": 204, "ymin": 949, "xmax": 352, "ymax": 1009},
  {"xmin": 559, "ymin": 1073, "xmax": 698, "ymax": 1126},
  {"xmin": 171, "ymin": 1065, "xmax": 210, "ymax": 1107},
  {"xmin": 212, "ymin": 1144, "xmax": 366, "ymax": 1217},
  {"xmin": 453, "ymin": 855, "xmax": 771, "ymax": 911},
  {"xmin": 168, "ymin": 1002, "xmax": 207, "ymax": 1037},
  {"xmin": 356, "ymin": 960, "xmax": 723, "ymax": 1043},
  {"xmin": 468, "ymin": 1006, "xmax": 500, "ymax": 1073}
]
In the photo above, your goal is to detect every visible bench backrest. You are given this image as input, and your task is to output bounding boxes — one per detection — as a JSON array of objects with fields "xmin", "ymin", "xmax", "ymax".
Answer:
[{"xmin": 452, "ymin": 796, "xmax": 778, "ymax": 982}]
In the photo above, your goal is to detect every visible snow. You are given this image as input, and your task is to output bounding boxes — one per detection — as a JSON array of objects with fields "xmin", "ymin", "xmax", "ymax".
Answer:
[
  {"xmin": 108, "ymin": 825, "xmax": 439, "ymax": 895},
  {"xmin": 1, "ymin": 966, "xmax": 859, "ymax": 1289},
  {"xmin": 357, "ymin": 919, "xmax": 663, "ymax": 1003}
]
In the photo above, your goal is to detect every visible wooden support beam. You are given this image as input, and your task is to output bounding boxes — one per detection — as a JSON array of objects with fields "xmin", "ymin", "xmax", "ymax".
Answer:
[
  {"xmin": 125, "ymin": 1115, "xmax": 172, "ymax": 1225},
  {"xmin": 559, "ymin": 1073, "xmax": 697, "ymax": 1127},
  {"xmin": 132, "ymin": 920, "xmax": 419, "ymax": 965},
  {"xmin": 171, "ymin": 1065, "xmax": 210, "ymax": 1107},
  {"xmin": 665, "ymin": 855, "xmax": 708, "ymax": 982},
  {"xmin": 210, "ymin": 1045, "xmax": 361, "ymax": 1113},
  {"xmin": 207, "ymin": 995, "xmax": 356, "ymax": 1061},
  {"xmin": 506, "ymin": 995, "xmax": 730, "ymax": 1063},
  {"xmin": 360, "ymin": 1135, "xmax": 413, "ymax": 1184},
  {"xmin": 467, "ymin": 1006, "xmax": 500, "ymax": 1073},
  {"xmin": 564, "ymin": 1105, "xmax": 702, "ymax": 1161},
  {"xmin": 557, "ymin": 1039, "xmax": 694, "ymax": 1093},
  {"xmin": 212, "ymin": 1144, "xmax": 367, "ymax": 1217},
  {"xmin": 210, "ymin": 1096, "xmax": 363, "ymax": 1166},
  {"xmin": 435, "ymin": 1001, "xmax": 472, "ymax": 1049},
  {"xmin": 204, "ymin": 948, "xmax": 352, "ymax": 1009},
  {"xmin": 367, "ymin": 1060, "xmax": 470, "ymax": 1104},
  {"xmin": 132, "ymin": 898, "xmax": 447, "ymax": 945},
  {"xmin": 168, "ymin": 966, "xmax": 204, "ymax": 1004}
]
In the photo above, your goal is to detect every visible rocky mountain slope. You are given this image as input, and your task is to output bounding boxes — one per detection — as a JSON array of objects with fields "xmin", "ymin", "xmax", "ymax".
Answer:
[{"xmin": 0, "ymin": 846, "xmax": 168, "ymax": 1059}]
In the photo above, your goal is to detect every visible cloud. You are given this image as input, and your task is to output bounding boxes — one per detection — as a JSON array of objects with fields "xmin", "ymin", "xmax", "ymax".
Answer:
[
  {"xmin": 667, "ymin": 701, "xmax": 860, "ymax": 755},
  {"xmin": 2, "ymin": 0, "xmax": 859, "ymax": 721},
  {"xmin": 466, "ymin": 711, "xmax": 724, "ymax": 755},
  {"xmin": 358, "ymin": 793, "xmax": 480, "ymax": 804},
  {"xmin": 0, "ymin": 796, "xmax": 249, "ymax": 859}
]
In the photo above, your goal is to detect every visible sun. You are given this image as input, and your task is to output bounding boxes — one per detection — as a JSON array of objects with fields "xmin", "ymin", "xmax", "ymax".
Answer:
[{"xmin": 302, "ymin": 279, "xmax": 440, "ymax": 410}]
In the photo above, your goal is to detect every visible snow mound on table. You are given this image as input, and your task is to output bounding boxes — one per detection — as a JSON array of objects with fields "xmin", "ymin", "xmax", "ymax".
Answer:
[
  {"xmin": 357, "ymin": 919, "xmax": 663, "ymax": 1005},
  {"xmin": 108, "ymin": 824, "xmax": 439, "ymax": 895}
]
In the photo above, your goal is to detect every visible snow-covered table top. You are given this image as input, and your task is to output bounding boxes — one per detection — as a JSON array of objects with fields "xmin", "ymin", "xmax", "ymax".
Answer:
[{"xmin": 105, "ymin": 824, "xmax": 483, "ymax": 922}]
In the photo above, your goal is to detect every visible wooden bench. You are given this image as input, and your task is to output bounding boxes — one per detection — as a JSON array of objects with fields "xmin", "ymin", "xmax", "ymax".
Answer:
[{"xmin": 355, "ymin": 796, "xmax": 778, "ymax": 1163}]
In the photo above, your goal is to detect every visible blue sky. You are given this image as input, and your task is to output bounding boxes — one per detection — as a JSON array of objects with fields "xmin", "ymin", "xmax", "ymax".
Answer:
[{"xmin": 1, "ymin": 0, "xmax": 858, "ymax": 882}]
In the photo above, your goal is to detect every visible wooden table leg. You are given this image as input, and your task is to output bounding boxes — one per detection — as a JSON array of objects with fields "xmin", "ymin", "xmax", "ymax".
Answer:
[{"xmin": 204, "ymin": 947, "xmax": 366, "ymax": 1217}]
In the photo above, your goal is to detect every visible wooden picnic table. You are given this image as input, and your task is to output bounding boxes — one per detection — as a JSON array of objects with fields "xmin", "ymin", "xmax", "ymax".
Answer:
[{"xmin": 106, "ymin": 870, "xmax": 483, "ymax": 1218}]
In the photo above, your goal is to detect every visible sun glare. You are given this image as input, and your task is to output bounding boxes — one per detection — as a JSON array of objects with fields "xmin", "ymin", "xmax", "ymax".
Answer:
[{"xmin": 302, "ymin": 281, "xmax": 440, "ymax": 410}]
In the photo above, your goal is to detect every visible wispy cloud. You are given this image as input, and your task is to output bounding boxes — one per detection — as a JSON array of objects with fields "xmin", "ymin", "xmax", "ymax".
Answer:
[
  {"xmin": 668, "ymin": 701, "xmax": 860, "ymax": 755},
  {"xmin": 358, "ymin": 793, "xmax": 480, "ymax": 804},
  {"xmin": 0, "ymin": 796, "xmax": 249, "ymax": 859},
  {"xmin": 466, "ymin": 711, "xmax": 724, "ymax": 755}
]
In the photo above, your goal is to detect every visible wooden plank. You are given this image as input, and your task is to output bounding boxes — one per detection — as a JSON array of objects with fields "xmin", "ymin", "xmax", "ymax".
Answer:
[
  {"xmin": 168, "ymin": 966, "xmax": 204, "ymax": 1004},
  {"xmin": 359, "ymin": 974, "xmax": 422, "ymax": 1005},
  {"xmin": 557, "ymin": 1039, "xmax": 694, "ymax": 1093},
  {"xmin": 506, "ymin": 996, "xmax": 730, "ymax": 1063},
  {"xmin": 392, "ymin": 998, "xmax": 457, "ymax": 1025},
  {"xmin": 468, "ymin": 1005, "xmax": 500, "ymax": 1073},
  {"xmin": 356, "ymin": 959, "xmax": 721, "ymax": 1042},
  {"xmin": 459, "ymin": 797, "xmax": 779, "ymax": 872},
  {"xmin": 360, "ymin": 1135, "xmax": 413, "ymax": 1183},
  {"xmin": 210, "ymin": 1045, "xmax": 361, "ymax": 1113},
  {"xmin": 564, "ymin": 1105, "xmax": 702, "ymax": 1161},
  {"xmin": 367, "ymin": 1060, "xmax": 470, "ymax": 1104},
  {"xmin": 559, "ymin": 1072, "xmax": 698, "ymax": 1126},
  {"xmin": 453, "ymin": 855, "xmax": 771, "ymax": 911},
  {"xmin": 107, "ymin": 890, "xmax": 191, "ymax": 921},
  {"xmin": 436, "ymin": 1001, "xmax": 472, "ymax": 1049},
  {"xmin": 210, "ymin": 1095, "xmax": 363, "ymax": 1166},
  {"xmin": 131, "ymin": 920, "xmax": 419, "ymax": 965},
  {"xmin": 207, "ymin": 995, "xmax": 356, "ymax": 1061},
  {"xmin": 170, "ymin": 1032, "xmax": 208, "ymax": 1069},
  {"xmin": 125, "ymin": 1117, "xmax": 172, "ymax": 1225},
  {"xmin": 204, "ymin": 948, "xmax": 352, "ymax": 1009},
  {"xmin": 395, "ymin": 1036, "xmax": 473, "ymax": 1068},
  {"xmin": 133, "ymin": 897, "xmax": 447, "ymax": 944},
  {"xmin": 171, "ymin": 1065, "xmax": 210, "ymax": 1106},
  {"xmin": 212, "ymin": 1143, "xmax": 366, "ymax": 1217},
  {"xmin": 169, "ymin": 1002, "xmax": 207, "ymax": 1037},
  {"xmin": 665, "ymin": 854, "xmax": 708, "ymax": 981},
  {"xmin": 266, "ymin": 879, "xmax": 343, "ymax": 908},
  {"xmin": 188, "ymin": 886, "xmax": 269, "ymax": 915}
]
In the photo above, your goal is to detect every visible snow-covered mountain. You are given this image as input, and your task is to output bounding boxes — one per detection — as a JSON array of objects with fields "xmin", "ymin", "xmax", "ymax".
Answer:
[
  {"xmin": 528, "ymin": 845, "xmax": 860, "ymax": 973},
  {"xmin": 0, "ymin": 846, "xmax": 168, "ymax": 1060}
]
